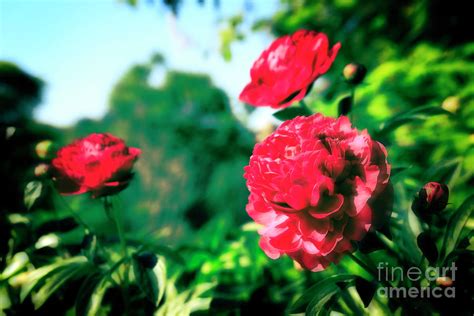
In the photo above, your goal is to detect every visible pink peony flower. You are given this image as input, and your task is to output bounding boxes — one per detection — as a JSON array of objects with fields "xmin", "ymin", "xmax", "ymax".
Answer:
[
  {"xmin": 244, "ymin": 114, "xmax": 390, "ymax": 271},
  {"xmin": 239, "ymin": 30, "xmax": 341, "ymax": 109},
  {"xmin": 51, "ymin": 133, "xmax": 141, "ymax": 198}
]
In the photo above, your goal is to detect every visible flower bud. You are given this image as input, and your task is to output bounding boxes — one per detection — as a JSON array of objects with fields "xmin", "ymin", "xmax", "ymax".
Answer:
[
  {"xmin": 412, "ymin": 182, "xmax": 449, "ymax": 220},
  {"xmin": 135, "ymin": 252, "xmax": 158, "ymax": 269},
  {"xmin": 35, "ymin": 140, "xmax": 56, "ymax": 160},
  {"xmin": 442, "ymin": 96, "xmax": 460, "ymax": 113},
  {"xmin": 343, "ymin": 63, "xmax": 367, "ymax": 85},
  {"xmin": 436, "ymin": 276, "xmax": 453, "ymax": 287},
  {"xmin": 34, "ymin": 163, "xmax": 50, "ymax": 178}
]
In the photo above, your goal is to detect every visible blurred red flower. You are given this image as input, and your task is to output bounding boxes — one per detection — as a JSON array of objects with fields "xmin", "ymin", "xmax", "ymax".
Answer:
[
  {"xmin": 51, "ymin": 133, "xmax": 141, "ymax": 198},
  {"xmin": 244, "ymin": 114, "xmax": 390, "ymax": 271},
  {"xmin": 239, "ymin": 30, "xmax": 341, "ymax": 109}
]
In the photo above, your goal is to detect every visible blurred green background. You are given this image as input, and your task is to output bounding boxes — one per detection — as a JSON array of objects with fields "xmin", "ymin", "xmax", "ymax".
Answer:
[{"xmin": 1, "ymin": 0, "xmax": 472, "ymax": 315}]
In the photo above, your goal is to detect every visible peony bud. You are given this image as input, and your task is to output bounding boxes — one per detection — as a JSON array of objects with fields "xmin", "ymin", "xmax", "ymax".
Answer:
[
  {"xmin": 412, "ymin": 182, "xmax": 449, "ymax": 220},
  {"xmin": 134, "ymin": 252, "xmax": 158, "ymax": 269},
  {"xmin": 35, "ymin": 140, "xmax": 56, "ymax": 160},
  {"xmin": 436, "ymin": 276, "xmax": 453, "ymax": 287},
  {"xmin": 343, "ymin": 63, "xmax": 367, "ymax": 85},
  {"xmin": 441, "ymin": 96, "xmax": 460, "ymax": 113},
  {"xmin": 34, "ymin": 163, "xmax": 50, "ymax": 178}
]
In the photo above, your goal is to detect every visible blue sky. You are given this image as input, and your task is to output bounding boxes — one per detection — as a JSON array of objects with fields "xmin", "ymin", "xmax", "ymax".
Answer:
[{"xmin": 0, "ymin": 0, "xmax": 278, "ymax": 126}]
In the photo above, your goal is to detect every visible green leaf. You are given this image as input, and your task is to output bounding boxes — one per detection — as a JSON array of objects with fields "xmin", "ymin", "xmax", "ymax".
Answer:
[
  {"xmin": 424, "ymin": 158, "xmax": 462, "ymax": 185},
  {"xmin": 75, "ymin": 273, "xmax": 112, "ymax": 316},
  {"xmin": 289, "ymin": 275, "xmax": 354, "ymax": 314},
  {"xmin": 32, "ymin": 260, "xmax": 92, "ymax": 309},
  {"xmin": 154, "ymin": 282, "xmax": 215, "ymax": 316},
  {"xmin": 132, "ymin": 254, "xmax": 166, "ymax": 306},
  {"xmin": 306, "ymin": 286, "xmax": 338, "ymax": 316},
  {"xmin": 442, "ymin": 194, "xmax": 474, "ymax": 261},
  {"xmin": 12, "ymin": 256, "xmax": 88, "ymax": 302},
  {"xmin": 390, "ymin": 166, "xmax": 411, "ymax": 178},
  {"xmin": 376, "ymin": 105, "xmax": 450, "ymax": 137},
  {"xmin": 0, "ymin": 252, "xmax": 29, "ymax": 281},
  {"xmin": 273, "ymin": 105, "xmax": 312, "ymax": 121},
  {"xmin": 24, "ymin": 181, "xmax": 43, "ymax": 210}
]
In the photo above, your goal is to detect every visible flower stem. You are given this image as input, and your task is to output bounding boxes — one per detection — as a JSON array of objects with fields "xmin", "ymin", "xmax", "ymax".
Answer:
[
  {"xmin": 104, "ymin": 197, "xmax": 129, "ymax": 259},
  {"xmin": 103, "ymin": 196, "xmax": 131, "ymax": 315},
  {"xmin": 349, "ymin": 86, "xmax": 356, "ymax": 123}
]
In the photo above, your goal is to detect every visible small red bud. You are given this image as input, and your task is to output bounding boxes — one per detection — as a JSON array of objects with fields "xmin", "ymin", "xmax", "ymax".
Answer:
[
  {"xmin": 343, "ymin": 63, "xmax": 367, "ymax": 85},
  {"xmin": 412, "ymin": 182, "xmax": 449, "ymax": 220}
]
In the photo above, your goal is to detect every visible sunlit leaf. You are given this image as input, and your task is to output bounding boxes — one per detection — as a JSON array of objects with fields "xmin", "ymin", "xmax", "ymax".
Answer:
[
  {"xmin": 24, "ymin": 181, "xmax": 42, "ymax": 210},
  {"xmin": 154, "ymin": 282, "xmax": 214, "ymax": 316},
  {"xmin": 13, "ymin": 256, "xmax": 88, "ymax": 302},
  {"xmin": 0, "ymin": 252, "xmax": 29, "ymax": 281},
  {"xmin": 32, "ymin": 260, "xmax": 92, "ymax": 309},
  {"xmin": 132, "ymin": 254, "xmax": 166, "ymax": 306},
  {"xmin": 75, "ymin": 273, "xmax": 112, "ymax": 316}
]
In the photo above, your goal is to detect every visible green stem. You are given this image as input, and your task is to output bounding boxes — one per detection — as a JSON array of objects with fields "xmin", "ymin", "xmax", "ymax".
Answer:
[
  {"xmin": 103, "ymin": 196, "xmax": 130, "ymax": 315},
  {"xmin": 349, "ymin": 86, "xmax": 356, "ymax": 122},
  {"xmin": 374, "ymin": 231, "xmax": 399, "ymax": 258},
  {"xmin": 104, "ymin": 197, "xmax": 129, "ymax": 259}
]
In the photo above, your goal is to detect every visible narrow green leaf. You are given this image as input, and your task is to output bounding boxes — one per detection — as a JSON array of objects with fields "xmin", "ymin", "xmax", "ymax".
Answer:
[
  {"xmin": 75, "ymin": 272, "xmax": 102, "ymax": 316},
  {"xmin": 32, "ymin": 261, "xmax": 92, "ymax": 309},
  {"xmin": 442, "ymin": 194, "xmax": 474, "ymax": 261},
  {"xmin": 376, "ymin": 105, "xmax": 450, "ymax": 137},
  {"xmin": 273, "ymin": 105, "xmax": 312, "ymax": 121},
  {"xmin": 289, "ymin": 275, "xmax": 354, "ymax": 313},
  {"xmin": 14, "ymin": 256, "xmax": 88, "ymax": 302},
  {"xmin": 82, "ymin": 275, "xmax": 112, "ymax": 316},
  {"xmin": 154, "ymin": 282, "xmax": 215, "ymax": 316},
  {"xmin": 24, "ymin": 181, "xmax": 43, "ymax": 210},
  {"xmin": 306, "ymin": 287, "xmax": 338, "ymax": 316}
]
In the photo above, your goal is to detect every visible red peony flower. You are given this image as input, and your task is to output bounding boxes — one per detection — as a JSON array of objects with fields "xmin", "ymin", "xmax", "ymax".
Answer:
[
  {"xmin": 239, "ymin": 30, "xmax": 341, "ymax": 109},
  {"xmin": 51, "ymin": 133, "xmax": 141, "ymax": 198},
  {"xmin": 244, "ymin": 114, "xmax": 390, "ymax": 271}
]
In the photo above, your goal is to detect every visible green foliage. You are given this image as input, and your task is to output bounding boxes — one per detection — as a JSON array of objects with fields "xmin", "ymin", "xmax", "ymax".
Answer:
[{"xmin": 1, "ymin": 1, "xmax": 473, "ymax": 315}]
